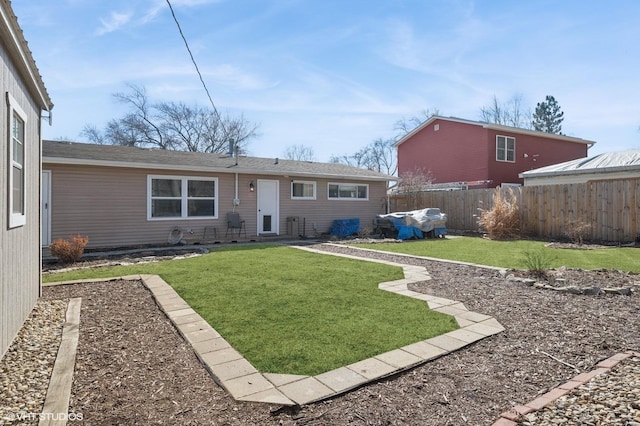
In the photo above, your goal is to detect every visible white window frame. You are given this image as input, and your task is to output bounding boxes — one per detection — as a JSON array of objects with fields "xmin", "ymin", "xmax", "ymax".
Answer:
[
  {"xmin": 291, "ymin": 180, "xmax": 316, "ymax": 200},
  {"xmin": 496, "ymin": 135, "xmax": 516, "ymax": 163},
  {"xmin": 327, "ymin": 182, "xmax": 369, "ymax": 201},
  {"xmin": 147, "ymin": 175, "xmax": 218, "ymax": 220},
  {"xmin": 7, "ymin": 93, "xmax": 27, "ymax": 228}
]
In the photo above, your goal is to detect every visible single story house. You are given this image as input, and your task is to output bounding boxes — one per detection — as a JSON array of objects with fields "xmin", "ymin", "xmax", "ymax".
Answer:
[
  {"xmin": 520, "ymin": 149, "xmax": 640, "ymax": 186},
  {"xmin": 42, "ymin": 140, "xmax": 394, "ymax": 249},
  {"xmin": 1, "ymin": 1, "xmax": 53, "ymax": 359},
  {"xmin": 395, "ymin": 116, "xmax": 596, "ymax": 188}
]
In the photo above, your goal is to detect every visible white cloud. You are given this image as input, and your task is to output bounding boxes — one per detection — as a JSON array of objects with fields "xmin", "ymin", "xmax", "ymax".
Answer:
[
  {"xmin": 142, "ymin": 0, "xmax": 223, "ymax": 24},
  {"xmin": 96, "ymin": 11, "xmax": 133, "ymax": 35},
  {"xmin": 203, "ymin": 64, "xmax": 276, "ymax": 91}
]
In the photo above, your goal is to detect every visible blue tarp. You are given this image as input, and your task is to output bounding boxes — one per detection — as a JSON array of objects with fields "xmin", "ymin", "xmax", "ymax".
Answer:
[
  {"xmin": 434, "ymin": 227, "xmax": 447, "ymax": 237},
  {"xmin": 397, "ymin": 226, "xmax": 423, "ymax": 240},
  {"xmin": 376, "ymin": 208, "xmax": 447, "ymax": 240},
  {"xmin": 330, "ymin": 218, "xmax": 360, "ymax": 237}
]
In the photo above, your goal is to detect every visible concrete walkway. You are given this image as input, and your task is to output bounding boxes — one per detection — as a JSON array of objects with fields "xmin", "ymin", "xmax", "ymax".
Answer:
[{"xmin": 139, "ymin": 245, "xmax": 505, "ymax": 406}]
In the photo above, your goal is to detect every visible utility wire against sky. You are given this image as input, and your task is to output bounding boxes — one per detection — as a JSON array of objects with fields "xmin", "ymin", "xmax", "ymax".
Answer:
[{"xmin": 165, "ymin": 0, "xmax": 228, "ymax": 136}]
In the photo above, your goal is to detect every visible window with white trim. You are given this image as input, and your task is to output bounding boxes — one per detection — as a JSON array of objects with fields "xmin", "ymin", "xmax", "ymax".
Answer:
[
  {"xmin": 328, "ymin": 183, "xmax": 368, "ymax": 200},
  {"xmin": 291, "ymin": 180, "xmax": 316, "ymax": 200},
  {"xmin": 496, "ymin": 135, "xmax": 515, "ymax": 162},
  {"xmin": 148, "ymin": 175, "xmax": 217, "ymax": 219},
  {"xmin": 7, "ymin": 93, "xmax": 27, "ymax": 228}
]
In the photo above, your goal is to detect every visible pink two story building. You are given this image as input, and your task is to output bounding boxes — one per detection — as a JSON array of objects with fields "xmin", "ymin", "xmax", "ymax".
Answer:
[{"xmin": 395, "ymin": 116, "xmax": 595, "ymax": 188}]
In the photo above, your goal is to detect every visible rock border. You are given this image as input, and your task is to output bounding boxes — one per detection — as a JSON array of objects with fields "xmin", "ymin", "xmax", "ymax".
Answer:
[
  {"xmin": 508, "ymin": 276, "xmax": 637, "ymax": 296},
  {"xmin": 39, "ymin": 297, "xmax": 82, "ymax": 426},
  {"xmin": 493, "ymin": 351, "xmax": 640, "ymax": 425}
]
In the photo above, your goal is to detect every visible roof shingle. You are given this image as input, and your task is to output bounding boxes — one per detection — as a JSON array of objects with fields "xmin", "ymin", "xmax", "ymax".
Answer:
[{"xmin": 43, "ymin": 140, "xmax": 394, "ymax": 181}]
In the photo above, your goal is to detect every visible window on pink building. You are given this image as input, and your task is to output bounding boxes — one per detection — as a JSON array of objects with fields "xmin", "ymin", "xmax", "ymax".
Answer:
[{"xmin": 496, "ymin": 135, "xmax": 515, "ymax": 162}]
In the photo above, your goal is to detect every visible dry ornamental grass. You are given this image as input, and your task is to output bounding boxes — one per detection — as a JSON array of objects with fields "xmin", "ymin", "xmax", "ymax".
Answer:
[{"xmin": 477, "ymin": 188, "xmax": 521, "ymax": 240}]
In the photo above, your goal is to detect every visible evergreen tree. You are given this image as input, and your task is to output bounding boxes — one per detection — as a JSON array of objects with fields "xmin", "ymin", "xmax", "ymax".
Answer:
[{"xmin": 532, "ymin": 95, "xmax": 564, "ymax": 134}]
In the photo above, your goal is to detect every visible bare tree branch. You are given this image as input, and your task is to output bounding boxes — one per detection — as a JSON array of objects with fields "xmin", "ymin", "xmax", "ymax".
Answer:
[
  {"xmin": 394, "ymin": 108, "xmax": 441, "ymax": 137},
  {"xmin": 81, "ymin": 84, "xmax": 259, "ymax": 153},
  {"xmin": 331, "ymin": 138, "xmax": 397, "ymax": 176},
  {"xmin": 284, "ymin": 144, "xmax": 316, "ymax": 161},
  {"xmin": 480, "ymin": 94, "xmax": 532, "ymax": 129}
]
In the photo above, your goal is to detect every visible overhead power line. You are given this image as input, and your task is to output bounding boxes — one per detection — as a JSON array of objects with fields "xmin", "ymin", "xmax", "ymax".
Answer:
[{"xmin": 165, "ymin": 0, "xmax": 227, "ymax": 135}]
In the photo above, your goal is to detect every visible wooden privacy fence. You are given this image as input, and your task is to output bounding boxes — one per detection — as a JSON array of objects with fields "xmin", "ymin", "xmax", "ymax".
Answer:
[{"xmin": 389, "ymin": 178, "xmax": 640, "ymax": 243}]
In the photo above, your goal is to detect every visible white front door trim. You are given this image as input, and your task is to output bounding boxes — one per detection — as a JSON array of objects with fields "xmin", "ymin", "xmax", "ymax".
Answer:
[
  {"xmin": 257, "ymin": 179, "xmax": 279, "ymax": 235},
  {"xmin": 41, "ymin": 170, "xmax": 52, "ymax": 246}
]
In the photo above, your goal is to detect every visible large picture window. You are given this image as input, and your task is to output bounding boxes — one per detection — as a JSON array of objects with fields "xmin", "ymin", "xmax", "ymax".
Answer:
[
  {"xmin": 148, "ymin": 175, "xmax": 217, "ymax": 219},
  {"xmin": 291, "ymin": 180, "xmax": 316, "ymax": 200},
  {"xmin": 496, "ymin": 135, "xmax": 515, "ymax": 162},
  {"xmin": 7, "ymin": 93, "xmax": 27, "ymax": 228},
  {"xmin": 328, "ymin": 183, "xmax": 368, "ymax": 200}
]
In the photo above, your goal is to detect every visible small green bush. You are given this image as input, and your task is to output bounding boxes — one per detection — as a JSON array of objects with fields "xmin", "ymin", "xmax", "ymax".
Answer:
[
  {"xmin": 49, "ymin": 235, "xmax": 89, "ymax": 264},
  {"xmin": 522, "ymin": 248, "xmax": 555, "ymax": 277},
  {"xmin": 357, "ymin": 227, "xmax": 372, "ymax": 238},
  {"xmin": 564, "ymin": 220, "xmax": 591, "ymax": 245}
]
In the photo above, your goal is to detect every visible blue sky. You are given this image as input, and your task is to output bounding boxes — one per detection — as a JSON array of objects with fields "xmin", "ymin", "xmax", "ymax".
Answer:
[{"xmin": 12, "ymin": 0, "xmax": 640, "ymax": 161}]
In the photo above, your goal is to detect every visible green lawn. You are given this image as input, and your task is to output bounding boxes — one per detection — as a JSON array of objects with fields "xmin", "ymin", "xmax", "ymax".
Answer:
[
  {"xmin": 351, "ymin": 237, "xmax": 640, "ymax": 272},
  {"xmin": 44, "ymin": 245, "xmax": 458, "ymax": 375}
]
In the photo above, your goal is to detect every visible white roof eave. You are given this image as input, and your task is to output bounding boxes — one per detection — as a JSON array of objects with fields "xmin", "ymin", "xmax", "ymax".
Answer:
[{"xmin": 0, "ymin": 3, "xmax": 53, "ymax": 111}]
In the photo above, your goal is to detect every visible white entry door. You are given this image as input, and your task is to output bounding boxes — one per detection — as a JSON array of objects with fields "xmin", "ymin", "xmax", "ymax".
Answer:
[
  {"xmin": 257, "ymin": 179, "xmax": 279, "ymax": 235},
  {"xmin": 41, "ymin": 170, "xmax": 51, "ymax": 246}
]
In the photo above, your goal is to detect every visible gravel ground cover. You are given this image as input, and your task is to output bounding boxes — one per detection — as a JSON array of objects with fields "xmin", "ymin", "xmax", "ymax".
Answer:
[
  {"xmin": 521, "ymin": 356, "xmax": 640, "ymax": 425},
  {"xmin": 0, "ymin": 299, "xmax": 67, "ymax": 425},
  {"xmin": 2, "ymin": 242, "xmax": 640, "ymax": 425}
]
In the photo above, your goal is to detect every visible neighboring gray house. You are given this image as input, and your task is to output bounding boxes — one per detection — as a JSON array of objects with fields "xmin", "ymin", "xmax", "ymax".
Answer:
[
  {"xmin": 1, "ymin": 1, "xmax": 53, "ymax": 358},
  {"xmin": 42, "ymin": 140, "xmax": 394, "ymax": 249},
  {"xmin": 520, "ymin": 150, "xmax": 640, "ymax": 186}
]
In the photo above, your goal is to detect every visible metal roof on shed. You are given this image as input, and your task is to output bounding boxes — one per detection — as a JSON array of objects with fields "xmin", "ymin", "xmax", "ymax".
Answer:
[{"xmin": 520, "ymin": 150, "xmax": 640, "ymax": 178}]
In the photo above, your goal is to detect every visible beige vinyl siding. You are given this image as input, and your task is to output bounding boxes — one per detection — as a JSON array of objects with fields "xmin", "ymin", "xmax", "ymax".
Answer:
[
  {"xmin": 44, "ymin": 165, "xmax": 390, "ymax": 248},
  {"xmin": 279, "ymin": 177, "xmax": 388, "ymax": 235},
  {"xmin": 45, "ymin": 164, "xmax": 241, "ymax": 248},
  {"xmin": 225, "ymin": 175, "xmax": 387, "ymax": 237},
  {"xmin": 230, "ymin": 174, "xmax": 258, "ymax": 235},
  {"xmin": 0, "ymin": 51, "xmax": 42, "ymax": 358}
]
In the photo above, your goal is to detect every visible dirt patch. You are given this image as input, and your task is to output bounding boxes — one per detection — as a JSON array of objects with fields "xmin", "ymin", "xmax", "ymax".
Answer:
[
  {"xmin": 42, "ymin": 248, "xmax": 207, "ymax": 273},
  {"xmin": 43, "ymin": 280, "xmax": 272, "ymax": 425},
  {"xmin": 545, "ymin": 242, "xmax": 627, "ymax": 250},
  {"xmin": 40, "ymin": 244, "xmax": 640, "ymax": 425},
  {"xmin": 514, "ymin": 267, "xmax": 640, "ymax": 292}
]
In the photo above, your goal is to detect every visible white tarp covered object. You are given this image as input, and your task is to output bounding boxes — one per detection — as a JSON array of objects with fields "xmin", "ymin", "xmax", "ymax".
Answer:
[{"xmin": 378, "ymin": 208, "xmax": 447, "ymax": 232}]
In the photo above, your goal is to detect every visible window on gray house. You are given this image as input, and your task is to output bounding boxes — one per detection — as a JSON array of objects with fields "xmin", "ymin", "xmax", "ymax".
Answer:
[
  {"xmin": 328, "ymin": 183, "xmax": 368, "ymax": 200},
  {"xmin": 291, "ymin": 180, "xmax": 316, "ymax": 199},
  {"xmin": 8, "ymin": 93, "xmax": 27, "ymax": 228},
  {"xmin": 149, "ymin": 176, "xmax": 217, "ymax": 219}
]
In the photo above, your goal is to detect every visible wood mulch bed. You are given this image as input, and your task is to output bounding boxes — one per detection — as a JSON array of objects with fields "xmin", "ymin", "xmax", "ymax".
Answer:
[{"xmin": 37, "ymin": 243, "xmax": 640, "ymax": 425}]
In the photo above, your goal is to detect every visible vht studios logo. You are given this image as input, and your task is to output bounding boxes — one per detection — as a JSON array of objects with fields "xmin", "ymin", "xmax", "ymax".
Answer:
[{"xmin": 11, "ymin": 412, "xmax": 83, "ymax": 422}]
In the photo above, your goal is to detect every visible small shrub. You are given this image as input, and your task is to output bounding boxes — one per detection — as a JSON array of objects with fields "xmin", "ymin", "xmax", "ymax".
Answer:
[
  {"xmin": 564, "ymin": 220, "xmax": 591, "ymax": 245},
  {"xmin": 477, "ymin": 188, "xmax": 521, "ymax": 240},
  {"xmin": 522, "ymin": 248, "xmax": 555, "ymax": 277},
  {"xmin": 357, "ymin": 227, "xmax": 372, "ymax": 238},
  {"xmin": 49, "ymin": 235, "xmax": 89, "ymax": 264}
]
